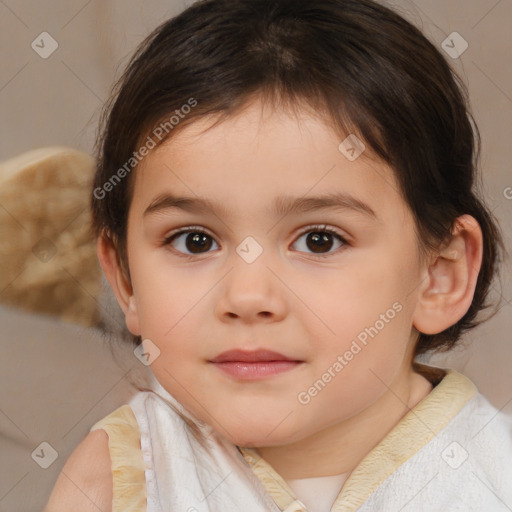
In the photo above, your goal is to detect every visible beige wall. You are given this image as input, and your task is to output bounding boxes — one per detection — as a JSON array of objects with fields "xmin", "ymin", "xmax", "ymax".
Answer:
[{"xmin": 0, "ymin": 1, "xmax": 511, "ymax": 510}]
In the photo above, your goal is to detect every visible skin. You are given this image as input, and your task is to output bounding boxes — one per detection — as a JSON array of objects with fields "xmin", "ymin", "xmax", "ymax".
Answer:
[{"xmin": 97, "ymin": 96, "xmax": 483, "ymax": 481}]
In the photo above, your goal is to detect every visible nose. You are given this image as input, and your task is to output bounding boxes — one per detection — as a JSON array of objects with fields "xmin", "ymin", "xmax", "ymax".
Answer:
[{"xmin": 215, "ymin": 254, "xmax": 288, "ymax": 324}]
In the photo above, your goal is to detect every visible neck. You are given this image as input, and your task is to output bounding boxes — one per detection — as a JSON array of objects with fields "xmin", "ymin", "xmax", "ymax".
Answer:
[{"xmin": 254, "ymin": 367, "xmax": 433, "ymax": 480}]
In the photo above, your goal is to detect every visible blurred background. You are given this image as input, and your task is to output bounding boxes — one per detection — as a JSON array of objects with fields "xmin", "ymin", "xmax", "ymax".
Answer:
[{"xmin": 0, "ymin": 0, "xmax": 511, "ymax": 510}]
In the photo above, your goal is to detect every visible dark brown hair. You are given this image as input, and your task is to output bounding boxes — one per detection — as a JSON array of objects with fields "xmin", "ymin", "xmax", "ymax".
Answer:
[{"xmin": 91, "ymin": 0, "xmax": 505, "ymax": 358}]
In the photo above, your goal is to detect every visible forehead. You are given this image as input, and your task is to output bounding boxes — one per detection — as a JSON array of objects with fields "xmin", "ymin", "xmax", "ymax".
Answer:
[{"xmin": 131, "ymin": 100, "xmax": 409, "ymax": 225}]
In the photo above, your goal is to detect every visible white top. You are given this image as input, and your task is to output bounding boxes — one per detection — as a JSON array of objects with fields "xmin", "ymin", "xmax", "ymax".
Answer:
[
  {"xmin": 285, "ymin": 473, "xmax": 350, "ymax": 512},
  {"xmin": 129, "ymin": 378, "xmax": 282, "ymax": 512},
  {"xmin": 91, "ymin": 366, "xmax": 512, "ymax": 511}
]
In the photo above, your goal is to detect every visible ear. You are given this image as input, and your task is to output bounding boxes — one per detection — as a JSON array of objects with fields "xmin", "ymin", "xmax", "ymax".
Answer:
[
  {"xmin": 412, "ymin": 214, "xmax": 483, "ymax": 335},
  {"xmin": 96, "ymin": 234, "xmax": 141, "ymax": 336}
]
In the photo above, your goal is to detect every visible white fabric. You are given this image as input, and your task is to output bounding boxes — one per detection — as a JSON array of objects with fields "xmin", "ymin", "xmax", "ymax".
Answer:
[
  {"xmin": 285, "ymin": 473, "xmax": 349, "ymax": 512},
  {"xmin": 128, "ymin": 383, "xmax": 282, "ymax": 512},
  {"xmin": 128, "ymin": 378, "xmax": 512, "ymax": 512},
  {"xmin": 356, "ymin": 392, "xmax": 512, "ymax": 512}
]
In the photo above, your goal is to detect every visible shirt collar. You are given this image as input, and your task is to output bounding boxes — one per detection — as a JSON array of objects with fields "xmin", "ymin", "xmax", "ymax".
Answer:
[{"xmin": 238, "ymin": 363, "xmax": 478, "ymax": 511}]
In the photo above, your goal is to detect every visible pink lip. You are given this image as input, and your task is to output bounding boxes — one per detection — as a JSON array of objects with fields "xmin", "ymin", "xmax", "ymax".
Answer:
[
  {"xmin": 210, "ymin": 349, "xmax": 296, "ymax": 363},
  {"xmin": 209, "ymin": 349, "xmax": 303, "ymax": 380}
]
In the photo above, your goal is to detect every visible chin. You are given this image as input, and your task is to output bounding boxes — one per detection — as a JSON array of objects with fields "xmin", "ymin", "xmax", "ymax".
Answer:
[{"xmin": 217, "ymin": 421, "xmax": 307, "ymax": 449}]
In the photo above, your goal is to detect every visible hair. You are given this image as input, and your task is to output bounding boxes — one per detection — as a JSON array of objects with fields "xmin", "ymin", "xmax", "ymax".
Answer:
[{"xmin": 91, "ymin": 0, "xmax": 505, "ymax": 359}]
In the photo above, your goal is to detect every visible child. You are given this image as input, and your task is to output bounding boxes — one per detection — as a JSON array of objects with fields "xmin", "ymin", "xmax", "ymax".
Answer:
[{"xmin": 46, "ymin": 0, "xmax": 512, "ymax": 510}]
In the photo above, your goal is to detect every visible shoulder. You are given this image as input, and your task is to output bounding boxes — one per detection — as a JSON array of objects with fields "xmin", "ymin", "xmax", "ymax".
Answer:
[
  {"xmin": 44, "ymin": 429, "xmax": 112, "ymax": 512},
  {"xmin": 465, "ymin": 394, "xmax": 512, "ymax": 452}
]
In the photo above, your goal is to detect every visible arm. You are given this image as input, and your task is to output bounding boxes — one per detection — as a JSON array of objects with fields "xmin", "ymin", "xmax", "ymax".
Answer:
[{"xmin": 44, "ymin": 429, "xmax": 113, "ymax": 512}]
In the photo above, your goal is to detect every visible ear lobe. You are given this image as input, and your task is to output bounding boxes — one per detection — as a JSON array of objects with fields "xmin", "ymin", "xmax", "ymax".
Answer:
[
  {"xmin": 96, "ymin": 234, "xmax": 141, "ymax": 336},
  {"xmin": 413, "ymin": 215, "xmax": 483, "ymax": 335}
]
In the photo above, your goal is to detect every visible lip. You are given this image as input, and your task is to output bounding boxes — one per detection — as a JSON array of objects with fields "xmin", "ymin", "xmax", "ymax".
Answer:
[
  {"xmin": 209, "ymin": 349, "xmax": 303, "ymax": 380},
  {"xmin": 209, "ymin": 349, "xmax": 297, "ymax": 363}
]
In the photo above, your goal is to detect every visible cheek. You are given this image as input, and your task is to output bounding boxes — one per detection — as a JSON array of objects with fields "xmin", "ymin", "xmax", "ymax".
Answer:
[
  {"xmin": 302, "ymin": 261, "xmax": 404, "ymax": 343},
  {"xmin": 300, "ymin": 321, "xmax": 410, "ymax": 426},
  {"xmin": 129, "ymin": 249, "xmax": 194, "ymax": 337},
  {"xmin": 301, "ymin": 255, "xmax": 414, "ymax": 384},
  {"xmin": 130, "ymin": 267, "xmax": 212, "ymax": 377}
]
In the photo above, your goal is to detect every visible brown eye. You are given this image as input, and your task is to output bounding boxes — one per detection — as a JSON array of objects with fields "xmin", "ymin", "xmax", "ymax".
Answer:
[
  {"xmin": 306, "ymin": 232, "xmax": 335, "ymax": 253},
  {"xmin": 184, "ymin": 232, "xmax": 214, "ymax": 253},
  {"xmin": 292, "ymin": 226, "xmax": 346, "ymax": 257},
  {"xmin": 165, "ymin": 229, "xmax": 219, "ymax": 256}
]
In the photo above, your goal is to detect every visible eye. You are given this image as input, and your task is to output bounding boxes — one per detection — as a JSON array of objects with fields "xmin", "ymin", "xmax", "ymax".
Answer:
[
  {"xmin": 164, "ymin": 227, "xmax": 219, "ymax": 257},
  {"xmin": 291, "ymin": 225, "xmax": 347, "ymax": 258},
  {"xmin": 163, "ymin": 224, "xmax": 348, "ymax": 259}
]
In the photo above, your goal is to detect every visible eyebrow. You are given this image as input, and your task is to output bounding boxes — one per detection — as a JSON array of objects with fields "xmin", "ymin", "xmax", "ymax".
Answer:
[{"xmin": 143, "ymin": 191, "xmax": 377, "ymax": 220}]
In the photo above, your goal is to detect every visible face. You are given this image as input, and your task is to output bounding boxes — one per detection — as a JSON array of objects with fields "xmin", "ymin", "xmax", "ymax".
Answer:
[{"xmin": 122, "ymin": 98, "xmax": 427, "ymax": 447}]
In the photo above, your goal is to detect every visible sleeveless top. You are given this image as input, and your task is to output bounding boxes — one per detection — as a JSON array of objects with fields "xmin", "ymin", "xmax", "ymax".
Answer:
[{"xmin": 90, "ymin": 363, "xmax": 512, "ymax": 511}]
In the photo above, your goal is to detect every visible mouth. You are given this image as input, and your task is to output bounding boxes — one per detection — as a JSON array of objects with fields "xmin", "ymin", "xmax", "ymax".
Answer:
[{"xmin": 208, "ymin": 349, "xmax": 303, "ymax": 380}]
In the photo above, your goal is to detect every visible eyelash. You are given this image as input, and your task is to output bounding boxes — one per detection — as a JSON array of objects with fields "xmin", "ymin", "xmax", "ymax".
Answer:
[{"xmin": 163, "ymin": 224, "xmax": 349, "ymax": 261}]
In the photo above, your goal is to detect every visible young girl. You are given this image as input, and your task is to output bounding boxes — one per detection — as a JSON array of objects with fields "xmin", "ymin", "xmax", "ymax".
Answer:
[{"xmin": 46, "ymin": 0, "xmax": 512, "ymax": 510}]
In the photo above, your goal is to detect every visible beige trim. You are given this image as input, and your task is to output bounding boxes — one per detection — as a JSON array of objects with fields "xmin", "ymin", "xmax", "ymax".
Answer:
[
  {"xmin": 238, "ymin": 447, "xmax": 303, "ymax": 510},
  {"xmin": 90, "ymin": 405, "xmax": 147, "ymax": 512},
  {"xmin": 238, "ymin": 364, "xmax": 478, "ymax": 512}
]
